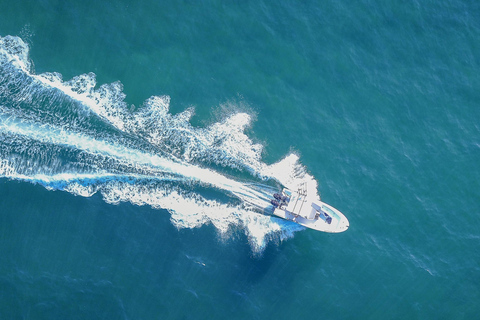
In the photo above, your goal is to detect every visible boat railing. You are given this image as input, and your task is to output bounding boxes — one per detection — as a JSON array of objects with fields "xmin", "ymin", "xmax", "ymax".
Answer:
[
  {"xmin": 297, "ymin": 182, "xmax": 307, "ymax": 197},
  {"xmin": 292, "ymin": 197, "xmax": 307, "ymax": 216},
  {"xmin": 291, "ymin": 183, "xmax": 308, "ymax": 216}
]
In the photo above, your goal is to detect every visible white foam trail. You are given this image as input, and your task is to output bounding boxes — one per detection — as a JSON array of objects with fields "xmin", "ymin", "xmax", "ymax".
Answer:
[
  {"xmin": 0, "ymin": 168, "xmax": 182, "ymax": 189},
  {"xmin": 0, "ymin": 36, "xmax": 31, "ymax": 72},
  {"xmin": 0, "ymin": 115, "xmax": 275, "ymax": 204},
  {"xmin": 0, "ymin": 116, "xmax": 290, "ymax": 250},
  {"xmin": 0, "ymin": 158, "xmax": 303, "ymax": 251},
  {"xmin": 98, "ymin": 182, "xmax": 304, "ymax": 251},
  {"xmin": 1, "ymin": 35, "xmax": 318, "ymax": 192},
  {"xmin": 0, "ymin": 35, "xmax": 313, "ymax": 252}
]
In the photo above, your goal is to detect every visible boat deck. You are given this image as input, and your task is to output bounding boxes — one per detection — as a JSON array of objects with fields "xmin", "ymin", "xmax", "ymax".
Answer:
[{"xmin": 272, "ymin": 186, "xmax": 349, "ymax": 233}]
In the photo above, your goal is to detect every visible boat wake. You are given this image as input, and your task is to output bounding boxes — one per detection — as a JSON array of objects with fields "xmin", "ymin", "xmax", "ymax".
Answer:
[{"xmin": 0, "ymin": 35, "xmax": 318, "ymax": 252}]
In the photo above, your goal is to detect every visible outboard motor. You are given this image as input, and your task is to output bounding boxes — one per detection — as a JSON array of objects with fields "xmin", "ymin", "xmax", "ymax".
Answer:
[
  {"xmin": 273, "ymin": 193, "xmax": 282, "ymax": 200},
  {"xmin": 271, "ymin": 199, "xmax": 280, "ymax": 207}
]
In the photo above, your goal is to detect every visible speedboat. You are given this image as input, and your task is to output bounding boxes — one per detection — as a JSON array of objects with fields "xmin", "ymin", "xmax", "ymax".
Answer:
[{"xmin": 270, "ymin": 183, "xmax": 349, "ymax": 233}]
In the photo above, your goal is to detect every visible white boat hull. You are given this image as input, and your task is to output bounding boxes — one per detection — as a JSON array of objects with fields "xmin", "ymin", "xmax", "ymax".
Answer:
[{"xmin": 271, "ymin": 187, "xmax": 349, "ymax": 233}]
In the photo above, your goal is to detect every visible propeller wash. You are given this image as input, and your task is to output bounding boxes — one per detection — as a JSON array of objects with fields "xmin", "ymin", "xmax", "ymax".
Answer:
[{"xmin": 0, "ymin": 35, "xmax": 320, "ymax": 252}]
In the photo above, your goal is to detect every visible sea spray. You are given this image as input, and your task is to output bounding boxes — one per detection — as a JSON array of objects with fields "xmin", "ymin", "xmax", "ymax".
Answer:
[{"xmin": 0, "ymin": 35, "xmax": 312, "ymax": 252}]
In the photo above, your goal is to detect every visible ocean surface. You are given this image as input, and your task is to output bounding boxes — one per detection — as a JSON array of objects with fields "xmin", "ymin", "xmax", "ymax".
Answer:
[{"xmin": 1, "ymin": 1, "xmax": 479, "ymax": 319}]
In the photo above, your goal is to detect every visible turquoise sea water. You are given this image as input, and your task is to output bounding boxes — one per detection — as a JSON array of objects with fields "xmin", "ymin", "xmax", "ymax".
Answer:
[{"xmin": 1, "ymin": 1, "xmax": 479, "ymax": 319}]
